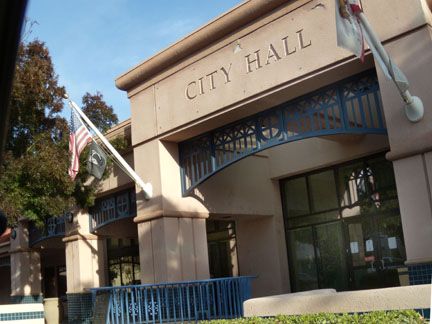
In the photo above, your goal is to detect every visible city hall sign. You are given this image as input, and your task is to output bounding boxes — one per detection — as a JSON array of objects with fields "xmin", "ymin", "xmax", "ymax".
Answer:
[{"xmin": 184, "ymin": 29, "xmax": 312, "ymax": 101}]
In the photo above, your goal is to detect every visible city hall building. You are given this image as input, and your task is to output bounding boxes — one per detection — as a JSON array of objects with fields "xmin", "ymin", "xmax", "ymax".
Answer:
[{"xmin": 1, "ymin": 0, "xmax": 432, "ymax": 322}]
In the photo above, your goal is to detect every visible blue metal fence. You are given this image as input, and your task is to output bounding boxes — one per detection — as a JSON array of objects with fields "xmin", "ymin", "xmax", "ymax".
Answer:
[
  {"xmin": 90, "ymin": 276, "xmax": 254, "ymax": 324},
  {"xmin": 179, "ymin": 71, "xmax": 386, "ymax": 196}
]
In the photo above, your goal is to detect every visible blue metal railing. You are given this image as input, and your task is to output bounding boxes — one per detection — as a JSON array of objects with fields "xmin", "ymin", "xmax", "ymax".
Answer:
[
  {"xmin": 90, "ymin": 276, "xmax": 254, "ymax": 324},
  {"xmin": 28, "ymin": 215, "xmax": 66, "ymax": 246},
  {"xmin": 179, "ymin": 71, "xmax": 386, "ymax": 196}
]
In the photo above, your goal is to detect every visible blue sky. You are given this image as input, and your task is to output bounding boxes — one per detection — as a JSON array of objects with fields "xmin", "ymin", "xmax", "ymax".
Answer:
[{"xmin": 27, "ymin": 0, "xmax": 241, "ymax": 121}]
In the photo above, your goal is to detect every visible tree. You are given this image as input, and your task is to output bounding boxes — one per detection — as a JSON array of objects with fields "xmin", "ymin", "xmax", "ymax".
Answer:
[
  {"xmin": 0, "ymin": 40, "xmax": 119, "ymax": 226},
  {"xmin": 7, "ymin": 40, "xmax": 66, "ymax": 157},
  {"xmin": 82, "ymin": 92, "xmax": 118, "ymax": 133}
]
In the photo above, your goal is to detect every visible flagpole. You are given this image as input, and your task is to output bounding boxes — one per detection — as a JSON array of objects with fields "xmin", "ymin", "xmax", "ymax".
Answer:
[
  {"xmin": 66, "ymin": 95, "xmax": 153, "ymax": 200},
  {"xmin": 357, "ymin": 12, "xmax": 424, "ymax": 123}
]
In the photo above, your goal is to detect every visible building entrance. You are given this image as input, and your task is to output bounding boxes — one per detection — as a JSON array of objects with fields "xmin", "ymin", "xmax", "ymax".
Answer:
[
  {"xmin": 282, "ymin": 154, "xmax": 407, "ymax": 292},
  {"xmin": 206, "ymin": 220, "xmax": 238, "ymax": 278}
]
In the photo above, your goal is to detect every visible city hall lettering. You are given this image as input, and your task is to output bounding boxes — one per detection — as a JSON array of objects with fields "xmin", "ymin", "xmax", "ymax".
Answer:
[{"xmin": 185, "ymin": 29, "xmax": 311, "ymax": 100}]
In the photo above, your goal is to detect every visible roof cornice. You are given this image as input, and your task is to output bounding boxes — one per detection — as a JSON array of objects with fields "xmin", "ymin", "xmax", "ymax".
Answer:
[{"xmin": 115, "ymin": 0, "xmax": 289, "ymax": 92}]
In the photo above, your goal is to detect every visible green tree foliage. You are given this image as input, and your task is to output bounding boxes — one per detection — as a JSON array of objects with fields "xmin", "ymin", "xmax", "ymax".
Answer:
[
  {"xmin": 7, "ymin": 41, "xmax": 66, "ymax": 157},
  {"xmin": 0, "ymin": 40, "xmax": 119, "ymax": 225},
  {"xmin": 82, "ymin": 92, "xmax": 118, "ymax": 133}
]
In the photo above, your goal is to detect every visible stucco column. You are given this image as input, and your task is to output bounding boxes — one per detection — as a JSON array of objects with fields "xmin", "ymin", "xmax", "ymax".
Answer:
[
  {"xmin": 133, "ymin": 139, "xmax": 210, "ymax": 283},
  {"xmin": 9, "ymin": 218, "xmax": 42, "ymax": 303},
  {"xmin": 63, "ymin": 210, "xmax": 106, "ymax": 323},
  {"xmin": 136, "ymin": 215, "xmax": 209, "ymax": 283},
  {"xmin": 376, "ymin": 24, "xmax": 432, "ymax": 284}
]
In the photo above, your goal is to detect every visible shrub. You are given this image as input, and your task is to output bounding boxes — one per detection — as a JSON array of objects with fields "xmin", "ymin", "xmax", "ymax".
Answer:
[{"xmin": 200, "ymin": 310, "xmax": 426, "ymax": 323}]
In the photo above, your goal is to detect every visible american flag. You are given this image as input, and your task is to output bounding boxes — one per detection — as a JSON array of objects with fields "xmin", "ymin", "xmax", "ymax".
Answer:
[
  {"xmin": 335, "ymin": 0, "xmax": 408, "ymax": 92},
  {"xmin": 68, "ymin": 109, "xmax": 92, "ymax": 180}
]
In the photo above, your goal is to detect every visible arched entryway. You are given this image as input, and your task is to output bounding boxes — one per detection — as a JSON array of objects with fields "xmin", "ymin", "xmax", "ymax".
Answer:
[{"xmin": 179, "ymin": 71, "xmax": 386, "ymax": 196}]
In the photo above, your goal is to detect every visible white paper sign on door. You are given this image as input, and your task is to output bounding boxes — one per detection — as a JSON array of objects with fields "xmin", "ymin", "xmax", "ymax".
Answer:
[
  {"xmin": 388, "ymin": 237, "xmax": 397, "ymax": 249},
  {"xmin": 366, "ymin": 239, "xmax": 374, "ymax": 252},
  {"xmin": 350, "ymin": 241, "xmax": 359, "ymax": 254}
]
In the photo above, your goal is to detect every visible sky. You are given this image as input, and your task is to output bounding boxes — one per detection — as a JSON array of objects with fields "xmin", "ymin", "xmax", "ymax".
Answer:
[{"xmin": 26, "ymin": 0, "xmax": 241, "ymax": 122}]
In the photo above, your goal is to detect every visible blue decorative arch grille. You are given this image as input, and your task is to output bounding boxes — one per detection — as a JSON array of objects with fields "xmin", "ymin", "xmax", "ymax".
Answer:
[
  {"xmin": 29, "ymin": 215, "xmax": 66, "ymax": 246},
  {"xmin": 89, "ymin": 187, "xmax": 137, "ymax": 232},
  {"xmin": 179, "ymin": 72, "xmax": 386, "ymax": 196}
]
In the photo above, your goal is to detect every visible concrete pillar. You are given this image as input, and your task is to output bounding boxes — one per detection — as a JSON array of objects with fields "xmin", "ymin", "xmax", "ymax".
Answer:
[
  {"xmin": 136, "ymin": 216, "xmax": 209, "ymax": 283},
  {"xmin": 133, "ymin": 139, "xmax": 211, "ymax": 284},
  {"xmin": 376, "ymin": 23, "xmax": 432, "ymax": 284},
  {"xmin": 63, "ymin": 210, "xmax": 106, "ymax": 323},
  {"xmin": 392, "ymin": 154, "xmax": 432, "ymax": 284},
  {"xmin": 9, "ymin": 219, "xmax": 42, "ymax": 303},
  {"xmin": 236, "ymin": 214, "xmax": 288, "ymax": 297}
]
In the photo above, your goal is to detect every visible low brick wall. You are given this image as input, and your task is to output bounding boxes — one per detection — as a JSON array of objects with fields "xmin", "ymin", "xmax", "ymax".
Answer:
[{"xmin": 244, "ymin": 285, "xmax": 431, "ymax": 317}]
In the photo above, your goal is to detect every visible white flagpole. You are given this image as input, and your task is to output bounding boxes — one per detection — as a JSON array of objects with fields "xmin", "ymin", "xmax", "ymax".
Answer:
[
  {"xmin": 66, "ymin": 95, "xmax": 153, "ymax": 200},
  {"xmin": 357, "ymin": 12, "xmax": 424, "ymax": 123}
]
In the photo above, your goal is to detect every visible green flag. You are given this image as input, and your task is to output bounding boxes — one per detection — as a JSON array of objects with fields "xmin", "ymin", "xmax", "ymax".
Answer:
[{"xmin": 87, "ymin": 142, "xmax": 107, "ymax": 180}]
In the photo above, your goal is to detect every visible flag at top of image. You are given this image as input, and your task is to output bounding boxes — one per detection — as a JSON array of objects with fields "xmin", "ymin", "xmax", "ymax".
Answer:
[
  {"xmin": 335, "ymin": 0, "xmax": 364, "ymax": 60},
  {"xmin": 335, "ymin": 0, "xmax": 409, "ymax": 93},
  {"xmin": 68, "ymin": 109, "xmax": 92, "ymax": 180}
]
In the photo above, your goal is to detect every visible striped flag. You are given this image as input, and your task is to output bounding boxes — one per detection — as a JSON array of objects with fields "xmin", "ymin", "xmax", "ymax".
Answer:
[
  {"xmin": 335, "ymin": 0, "xmax": 409, "ymax": 93},
  {"xmin": 335, "ymin": 0, "xmax": 364, "ymax": 60},
  {"xmin": 68, "ymin": 109, "xmax": 92, "ymax": 180}
]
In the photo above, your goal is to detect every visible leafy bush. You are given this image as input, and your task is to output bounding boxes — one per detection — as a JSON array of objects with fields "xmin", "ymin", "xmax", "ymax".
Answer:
[{"xmin": 200, "ymin": 310, "xmax": 426, "ymax": 323}]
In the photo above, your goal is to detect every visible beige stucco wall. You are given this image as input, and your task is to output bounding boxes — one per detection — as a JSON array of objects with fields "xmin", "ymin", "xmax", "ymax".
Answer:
[
  {"xmin": 376, "ymin": 26, "xmax": 432, "ymax": 264},
  {"xmin": 99, "ymin": 152, "xmax": 134, "ymax": 193},
  {"xmin": 112, "ymin": 0, "xmax": 432, "ymax": 298},
  {"xmin": 9, "ymin": 221, "xmax": 41, "ymax": 297},
  {"xmin": 137, "ymin": 217, "xmax": 209, "ymax": 283},
  {"xmin": 195, "ymin": 134, "xmax": 389, "ymax": 296},
  {"xmin": 268, "ymin": 135, "xmax": 390, "ymax": 179},
  {"xmin": 64, "ymin": 210, "xmax": 106, "ymax": 293},
  {"xmin": 7, "ymin": 0, "xmax": 429, "ymax": 303},
  {"xmin": 126, "ymin": 0, "xmax": 426, "ymax": 221},
  {"xmin": 126, "ymin": 0, "xmax": 430, "ymax": 144},
  {"xmin": 244, "ymin": 284, "xmax": 431, "ymax": 316}
]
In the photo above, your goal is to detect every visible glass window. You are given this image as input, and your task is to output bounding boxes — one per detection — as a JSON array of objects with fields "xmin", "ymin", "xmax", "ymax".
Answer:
[
  {"xmin": 287, "ymin": 210, "xmax": 338, "ymax": 228},
  {"xmin": 281, "ymin": 153, "xmax": 406, "ymax": 293},
  {"xmin": 207, "ymin": 220, "xmax": 238, "ymax": 278},
  {"xmin": 368, "ymin": 157, "xmax": 398, "ymax": 200},
  {"xmin": 90, "ymin": 188, "xmax": 137, "ymax": 225},
  {"xmin": 337, "ymin": 162, "xmax": 365, "ymax": 208},
  {"xmin": 309, "ymin": 170, "xmax": 338, "ymax": 213},
  {"xmin": 283, "ymin": 177, "xmax": 309, "ymax": 217},
  {"xmin": 101, "ymin": 197, "xmax": 115, "ymax": 220},
  {"xmin": 117, "ymin": 193, "xmax": 129, "ymax": 218},
  {"xmin": 315, "ymin": 222, "xmax": 349, "ymax": 291},
  {"xmin": 287, "ymin": 227, "xmax": 318, "ymax": 292},
  {"xmin": 107, "ymin": 238, "xmax": 140, "ymax": 286}
]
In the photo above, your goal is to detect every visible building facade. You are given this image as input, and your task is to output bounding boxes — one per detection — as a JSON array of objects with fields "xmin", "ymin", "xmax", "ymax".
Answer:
[{"xmin": 1, "ymin": 0, "xmax": 432, "ymax": 322}]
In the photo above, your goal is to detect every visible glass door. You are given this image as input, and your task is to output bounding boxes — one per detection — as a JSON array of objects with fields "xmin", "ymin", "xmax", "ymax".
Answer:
[
  {"xmin": 287, "ymin": 221, "xmax": 349, "ymax": 292},
  {"xmin": 315, "ymin": 221, "xmax": 349, "ymax": 291},
  {"xmin": 345, "ymin": 214, "xmax": 405, "ymax": 290},
  {"xmin": 206, "ymin": 220, "xmax": 238, "ymax": 278},
  {"xmin": 282, "ymin": 154, "xmax": 407, "ymax": 292}
]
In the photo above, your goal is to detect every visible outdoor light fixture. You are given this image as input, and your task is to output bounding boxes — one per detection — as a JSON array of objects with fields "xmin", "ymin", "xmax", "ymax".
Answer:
[{"xmin": 10, "ymin": 228, "xmax": 16, "ymax": 240}]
